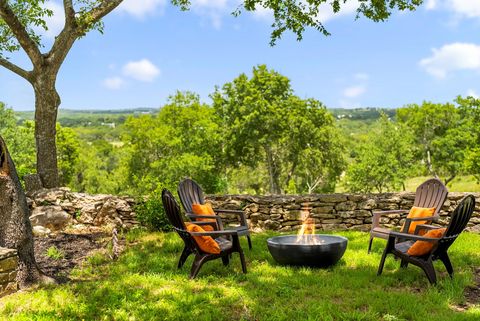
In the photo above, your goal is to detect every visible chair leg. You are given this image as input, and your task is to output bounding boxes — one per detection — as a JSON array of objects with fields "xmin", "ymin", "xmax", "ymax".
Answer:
[
  {"xmin": 247, "ymin": 235, "xmax": 252, "ymax": 250},
  {"xmin": 419, "ymin": 261, "xmax": 437, "ymax": 285},
  {"xmin": 377, "ymin": 237, "xmax": 394, "ymax": 276},
  {"xmin": 232, "ymin": 235, "xmax": 247, "ymax": 274},
  {"xmin": 178, "ymin": 246, "xmax": 191, "ymax": 269},
  {"xmin": 221, "ymin": 255, "xmax": 230, "ymax": 266},
  {"xmin": 190, "ymin": 255, "xmax": 207, "ymax": 279},
  {"xmin": 439, "ymin": 253, "xmax": 454, "ymax": 278},
  {"xmin": 368, "ymin": 236, "xmax": 373, "ymax": 254},
  {"xmin": 400, "ymin": 259, "xmax": 409, "ymax": 269}
]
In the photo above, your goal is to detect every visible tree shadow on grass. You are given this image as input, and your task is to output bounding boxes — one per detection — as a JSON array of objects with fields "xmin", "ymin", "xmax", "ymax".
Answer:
[{"xmin": 1, "ymin": 231, "xmax": 479, "ymax": 320}]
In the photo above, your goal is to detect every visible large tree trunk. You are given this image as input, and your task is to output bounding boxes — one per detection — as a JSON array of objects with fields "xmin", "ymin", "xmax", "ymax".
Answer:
[
  {"xmin": 0, "ymin": 136, "xmax": 43, "ymax": 288},
  {"xmin": 33, "ymin": 73, "xmax": 61, "ymax": 188}
]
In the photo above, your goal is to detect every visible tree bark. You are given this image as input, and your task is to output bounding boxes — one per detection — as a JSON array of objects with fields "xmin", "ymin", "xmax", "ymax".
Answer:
[
  {"xmin": 32, "ymin": 72, "xmax": 61, "ymax": 188},
  {"xmin": 265, "ymin": 145, "xmax": 281, "ymax": 194},
  {"xmin": 0, "ymin": 135, "xmax": 43, "ymax": 288}
]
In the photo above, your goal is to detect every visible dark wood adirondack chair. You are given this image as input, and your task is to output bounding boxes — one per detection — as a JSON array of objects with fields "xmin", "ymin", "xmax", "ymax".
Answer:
[
  {"xmin": 368, "ymin": 178, "xmax": 448, "ymax": 253},
  {"xmin": 162, "ymin": 189, "xmax": 247, "ymax": 279},
  {"xmin": 178, "ymin": 178, "xmax": 252, "ymax": 249},
  {"xmin": 377, "ymin": 194, "xmax": 476, "ymax": 284}
]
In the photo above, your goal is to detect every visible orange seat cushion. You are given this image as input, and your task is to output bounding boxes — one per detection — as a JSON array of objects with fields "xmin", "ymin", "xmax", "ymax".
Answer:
[
  {"xmin": 401, "ymin": 207, "xmax": 436, "ymax": 234},
  {"xmin": 407, "ymin": 228, "xmax": 446, "ymax": 256},
  {"xmin": 185, "ymin": 222, "xmax": 214, "ymax": 232},
  {"xmin": 192, "ymin": 203, "xmax": 216, "ymax": 222},
  {"xmin": 186, "ymin": 223, "xmax": 220, "ymax": 254}
]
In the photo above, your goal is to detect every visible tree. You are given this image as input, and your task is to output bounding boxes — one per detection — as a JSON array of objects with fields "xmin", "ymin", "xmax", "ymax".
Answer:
[
  {"xmin": 0, "ymin": 135, "xmax": 47, "ymax": 287},
  {"xmin": 345, "ymin": 114, "xmax": 415, "ymax": 193},
  {"xmin": 456, "ymin": 96, "xmax": 480, "ymax": 182},
  {"xmin": 1, "ymin": 0, "xmax": 422, "ymax": 188},
  {"xmin": 122, "ymin": 91, "xmax": 224, "ymax": 195},
  {"xmin": 56, "ymin": 124, "xmax": 80, "ymax": 186},
  {"xmin": 212, "ymin": 65, "xmax": 345, "ymax": 194},
  {"xmin": 396, "ymin": 102, "xmax": 460, "ymax": 183}
]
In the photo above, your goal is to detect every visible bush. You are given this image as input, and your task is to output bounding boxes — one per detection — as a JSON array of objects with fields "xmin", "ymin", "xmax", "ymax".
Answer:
[{"xmin": 135, "ymin": 194, "xmax": 172, "ymax": 232}]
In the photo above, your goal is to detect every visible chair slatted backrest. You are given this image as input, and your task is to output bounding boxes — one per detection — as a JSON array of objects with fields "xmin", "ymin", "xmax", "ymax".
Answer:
[
  {"xmin": 162, "ymin": 188, "xmax": 203, "ymax": 254},
  {"xmin": 436, "ymin": 194, "xmax": 476, "ymax": 252},
  {"xmin": 178, "ymin": 178, "xmax": 205, "ymax": 214},
  {"xmin": 413, "ymin": 178, "xmax": 449, "ymax": 216}
]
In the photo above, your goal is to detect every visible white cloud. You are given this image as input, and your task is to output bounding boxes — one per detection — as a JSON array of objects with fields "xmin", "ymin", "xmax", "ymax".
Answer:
[
  {"xmin": 467, "ymin": 89, "xmax": 479, "ymax": 98},
  {"xmin": 425, "ymin": 0, "xmax": 438, "ymax": 10},
  {"xmin": 122, "ymin": 59, "xmax": 160, "ymax": 82},
  {"xmin": 419, "ymin": 43, "xmax": 480, "ymax": 79},
  {"xmin": 343, "ymin": 85, "xmax": 366, "ymax": 98},
  {"xmin": 191, "ymin": 0, "xmax": 229, "ymax": 29},
  {"xmin": 316, "ymin": 0, "xmax": 359, "ymax": 23},
  {"xmin": 118, "ymin": 0, "xmax": 167, "ymax": 18},
  {"xmin": 251, "ymin": 5, "xmax": 274, "ymax": 21},
  {"xmin": 354, "ymin": 73, "xmax": 369, "ymax": 81},
  {"xmin": 103, "ymin": 77, "xmax": 125, "ymax": 90},
  {"xmin": 447, "ymin": 0, "xmax": 480, "ymax": 19},
  {"xmin": 33, "ymin": 1, "xmax": 64, "ymax": 39}
]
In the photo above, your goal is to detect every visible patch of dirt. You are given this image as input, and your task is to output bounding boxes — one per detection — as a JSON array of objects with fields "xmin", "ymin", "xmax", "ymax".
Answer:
[
  {"xmin": 34, "ymin": 231, "xmax": 110, "ymax": 282},
  {"xmin": 452, "ymin": 268, "xmax": 480, "ymax": 312}
]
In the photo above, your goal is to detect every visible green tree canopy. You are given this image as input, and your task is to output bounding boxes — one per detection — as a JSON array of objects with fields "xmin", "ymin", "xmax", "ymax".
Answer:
[
  {"xmin": 345, "ymin": 114, "xmax": 415, "ymax": 193},
  {"xmin": 212, "ymin": 65, "xmax": 345, "ymax": 194}
]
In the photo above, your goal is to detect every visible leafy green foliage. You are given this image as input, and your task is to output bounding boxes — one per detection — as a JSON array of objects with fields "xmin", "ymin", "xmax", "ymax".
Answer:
[
  {"xmin": 56, "ymin": 124, "xmax": 81, "ymax": 186},
  {"xmin": 212, "ymin": 65, "xmax": 345, "ymax": 194},
  {"xmin": 0, "ymin": 102, "xmax": 35, "ymax": 178},
  {"xmin": 345, "ymin": 114, "xmax": 415, "ymax": 193},
  {"xmin": 45, "ymin": 246, "xmax": 65, "ymax": 260},
  {"xmin": 134, "ymin": 193, "xmax": 172, "ymax": 232},
  {"xmin": 122, "ymin": 91, "xmax": 224, "ymax": 195}
]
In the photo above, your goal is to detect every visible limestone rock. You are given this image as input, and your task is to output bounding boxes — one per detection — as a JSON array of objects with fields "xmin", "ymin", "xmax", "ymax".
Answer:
[
  {"xmin": 30, "ymin": 206, "xmax": 72, "ymax": 231},
  {"xmin": 32, "ymin": 225, "xmax": 51, "ymax": 236}
]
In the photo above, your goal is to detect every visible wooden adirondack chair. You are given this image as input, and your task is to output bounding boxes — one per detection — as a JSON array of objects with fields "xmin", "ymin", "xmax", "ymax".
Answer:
[
  {"xmin": 377, "ymin": 194, "xmax": 476, "ymax": 284},
  {"xmin": 162, "ymin": 189, "xmax": 247, "ymax": 279},
  {"xmin": 368, "ymin": 178, "xmax": 448, "ymax": 253},
  {"xmin": 178, "ymin": 178, "xmax": 252, "ymax": 249}
]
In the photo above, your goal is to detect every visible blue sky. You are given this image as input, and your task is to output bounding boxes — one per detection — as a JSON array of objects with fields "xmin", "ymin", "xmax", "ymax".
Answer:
[{"xmin": 1, "ymin": 0, "xmax": 480, "ymax": 111}]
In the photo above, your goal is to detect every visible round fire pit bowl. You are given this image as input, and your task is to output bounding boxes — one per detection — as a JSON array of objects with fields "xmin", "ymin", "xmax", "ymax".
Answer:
[{"xmin": 267, "ymin": 234, "xmax": 348, "ymax": 268}]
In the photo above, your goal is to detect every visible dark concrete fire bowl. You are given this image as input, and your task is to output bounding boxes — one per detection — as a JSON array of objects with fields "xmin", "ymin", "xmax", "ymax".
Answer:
[{"xmin": 267, "ymin": 235, "xmax": 348, "ymax": 268}]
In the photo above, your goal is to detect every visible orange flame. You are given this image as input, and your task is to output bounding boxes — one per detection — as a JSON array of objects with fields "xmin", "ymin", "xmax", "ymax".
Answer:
[{"xmin": 296, "ymin": 206, "xmax": 321, "ymax": 245}]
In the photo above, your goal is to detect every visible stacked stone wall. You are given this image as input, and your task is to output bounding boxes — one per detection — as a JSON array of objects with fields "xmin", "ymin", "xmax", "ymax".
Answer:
[
  {"xmin": 207, "ymin": 192, "xmax": 480, "ymax": 233},
  {"xmin": 0, "ymin": 248, "xmax": 18, "ymax": 297}
]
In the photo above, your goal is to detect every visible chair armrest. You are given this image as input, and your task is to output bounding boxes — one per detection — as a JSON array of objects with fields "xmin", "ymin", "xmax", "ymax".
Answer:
[
  {"xmin": 189, "ymin": 230, "xmax": 240, "ymax": 237},
  {"xmin": 185, "ymin": 213, "xmax": 222, "ymax": 219},
  {"xmin": 372, "ymin": 210, "xmax": 409, "ymax": 215},
  {"xmin": 388, "ymin": 231, "xmax": 441, "ymax": 242},
  {"xmin": 371, "ymin": 210, "xmax": 409, "ymax": 230},
  {"xmin": 405, "ymin": 215, "xmax": 438, "ymax": 222},
  {"xmin": 214, "ymin": 209, "xmax": 248, "ymax": 227},
  {"xmin": 414, "ymin": 224, "xmax": 442, "ymax": 235},
  {"xmin": 214, "ymin": 209, "xmax": 244, "ymax": 214}
]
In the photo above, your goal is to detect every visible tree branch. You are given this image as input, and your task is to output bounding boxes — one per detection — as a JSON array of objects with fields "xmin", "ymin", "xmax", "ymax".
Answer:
[
  {"xmin": 86, "ymin": 0, "xmax": 123, "ymax": 26},
  {"xmin": 0, "ymin": 0, "xmax": 43, "ymax": 66},
  {"xmin": 63, "ymin": 0, "xmax": 76, "ymax": 26},
  {"xmin": 0, "ymin": 57, "xmax": 31, "ymax": 81}
]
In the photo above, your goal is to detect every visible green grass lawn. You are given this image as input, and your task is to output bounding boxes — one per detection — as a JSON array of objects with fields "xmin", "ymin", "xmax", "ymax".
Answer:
[
  {"xmin": 1, "ymin": 231, "xmax": 479, "ymax": 320},
  {"xmin": 405, "ymin": 176, "xmax": 480, "ymax": 193}
]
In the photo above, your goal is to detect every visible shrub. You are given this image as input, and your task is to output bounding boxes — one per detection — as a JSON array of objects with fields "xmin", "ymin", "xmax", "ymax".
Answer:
[
  {"xmin": 135, "ymin": 194, "xmax": 172, "ymax": 232},
  {"xmin": 46, "ymin": 246, "xmax": 65, "ymax": 260}
]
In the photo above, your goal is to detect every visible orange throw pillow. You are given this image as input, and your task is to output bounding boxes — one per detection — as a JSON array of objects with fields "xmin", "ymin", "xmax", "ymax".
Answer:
[
  {"xmin": 186, "ymin": 223, "xmax": 220, "ymax": 254},
  {"xmin": 192, "ymin": 203, "xmax": 216, "ymax": 222},
  {"xmin": 407, "ymin": 228, "xmax": 446, "ymax": 256},
  {"xmin": 401, "ymin": 207, "xmax": 436, "ymax": 234},
  {"xmin": 185, "ymin": 222, "xmax": 214, "ymax": 232}
]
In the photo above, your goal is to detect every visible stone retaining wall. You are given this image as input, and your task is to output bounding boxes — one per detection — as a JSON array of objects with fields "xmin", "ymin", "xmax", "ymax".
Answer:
[
  {"xmin": 27, "ymin": 188, "xmax": 138, "ymax": 234},
  {"xmin": 0, "ymin": 248, "xmax": 18, "ymax": 297},
  {"xmin": 207, "ymin": 192, "xmax": 480, "ymax": 233}
]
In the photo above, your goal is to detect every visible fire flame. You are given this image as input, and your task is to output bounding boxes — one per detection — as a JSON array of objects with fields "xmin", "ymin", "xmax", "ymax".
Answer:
[{"xmin": 296, "ymin": 206, "xmax": 322, "ymax": 245}]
